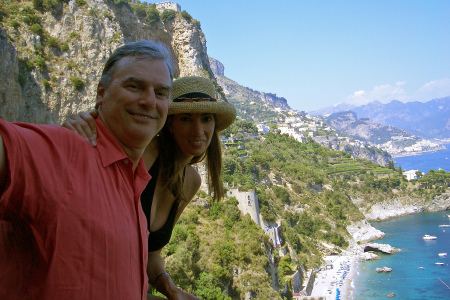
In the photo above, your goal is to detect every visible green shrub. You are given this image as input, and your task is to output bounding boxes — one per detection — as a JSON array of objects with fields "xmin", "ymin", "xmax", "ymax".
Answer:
[
  {"xmin": 88, "ymin": 9, "xmax": 96, "ymax": 16},
  {"xmin": 103, "ymin": 12, "xmax": 113, "ymax": 20},
  {"xmin": 35, "ymin": 45, "xmax": 44, "ymax": 54},
  {"xmin": 133, "ymin": 3, "xmax": 147, "ymax": 18},
  {"xmin": 26, "ymin": 60, "xmax": 35, "ymax": 70},
  {"xmin": 43, "ymin": 79, "xmax": 51, "ymax": 88},
  {"xmin": 61, "ymin": 42, "xmax": 69, "ymax": 51},
  {"xmin": 67, "ymin": 60, "xmax": 76, "ymax": 70},
  {"xmin": 71, "ymin": 77, "xmax": 84, "ymax": 90},
  {"xmin": 145, "ymin": 7, "xmax": 160, "ymax": 24},
  {"xmin": 47, "ymin": 37, "xmax": 59, "ymax": 48},
  {"xmin": 44, "ymin": 0, "xmax": 59, "ymax": 10},
  {"xmin": 35, "ymin": 55, "xmax": 46, "ymax": 70},
  {"xmin": 161, "ymin": 9, "xmax": 176, "ymax": 22},
  {"xmin": 69, "ymin": 32, "xmax": 80, "ymax": 40},
  {"xmin": 180, "ymin": 10, "xmax": 192, "ymax": 22},
  {"xmin": 76, "ymin": 0, "xmax": 86, "ymax": 6},
  {"xmin": 31, "ymin": 23, "xmax": 43, "ymax": 34},
  {"xmin": 10, "ymin": 19, "xmax": 20, "ymax": 29},
  {"xmin": 192, "ymin": 19, "xmax": 200, "ymax": 27},
  {"xmin": 50, "ymin": 75, "xmax": 57, "ymax": 82}
]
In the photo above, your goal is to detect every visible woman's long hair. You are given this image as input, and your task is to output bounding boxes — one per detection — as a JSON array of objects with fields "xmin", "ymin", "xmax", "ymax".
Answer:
[{"xmin": 157, "ymin": 116, "xmax": 224, "ymax": 202}]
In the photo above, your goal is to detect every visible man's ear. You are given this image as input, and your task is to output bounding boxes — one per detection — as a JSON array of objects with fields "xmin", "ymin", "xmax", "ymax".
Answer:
[{"xmin": 96, "ymin": 83, "xmax": 105, "ymax": 106}]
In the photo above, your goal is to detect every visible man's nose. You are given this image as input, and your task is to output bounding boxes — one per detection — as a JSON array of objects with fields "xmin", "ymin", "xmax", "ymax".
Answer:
[{"xmin": 140, "ymin": 89, "xmax": 156, "ymax": 108}]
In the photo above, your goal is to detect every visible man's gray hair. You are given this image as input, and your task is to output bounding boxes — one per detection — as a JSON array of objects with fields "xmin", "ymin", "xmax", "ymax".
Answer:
[{"xmin": 99, "ymin": 40, "xmax": 176, "ymax": 87}]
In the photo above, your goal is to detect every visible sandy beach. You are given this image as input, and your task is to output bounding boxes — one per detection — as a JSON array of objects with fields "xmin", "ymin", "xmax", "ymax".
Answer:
[{"xmin": 310, "ymin": 255, "xmax": 359, "ymax": 300}]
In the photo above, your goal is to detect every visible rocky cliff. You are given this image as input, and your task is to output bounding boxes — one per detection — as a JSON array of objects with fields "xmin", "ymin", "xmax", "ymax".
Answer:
[{"xmin": 0, "ymin": 0, "xmax": 218, "ymax": 124}]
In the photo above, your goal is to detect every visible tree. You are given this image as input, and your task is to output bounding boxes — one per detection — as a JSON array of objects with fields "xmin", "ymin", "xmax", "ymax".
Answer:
[{"xmin": 161, "ymin": 9, "xmax": 176, "ymax": 22}]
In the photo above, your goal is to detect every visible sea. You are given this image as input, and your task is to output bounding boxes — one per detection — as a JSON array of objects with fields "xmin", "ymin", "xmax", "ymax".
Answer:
[
  {"xmin": 353, "ymin": 145, "xmax": 450, "ymax": 299},
  {"xmin": 394, "ymin": 143, "xmax": 450, "ymax": 173}
]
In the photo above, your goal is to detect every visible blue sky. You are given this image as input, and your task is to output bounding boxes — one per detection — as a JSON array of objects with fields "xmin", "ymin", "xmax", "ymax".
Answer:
[{"xmin": 153, "ymin": 0, "xmax": 450, "ymax": 112}]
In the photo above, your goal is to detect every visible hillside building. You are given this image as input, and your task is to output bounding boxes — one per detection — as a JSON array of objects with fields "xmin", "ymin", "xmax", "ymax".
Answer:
[
  {"xmin": 155, "ymin": 1, "xmax": 181, "ymax": 12},
  {"xmin": 264, "ymin": 223, "xmax": 282, "ymax": 248},
  {"xmin": 403, "ymin": 169, "xmax": 420, "ymax": 181}
]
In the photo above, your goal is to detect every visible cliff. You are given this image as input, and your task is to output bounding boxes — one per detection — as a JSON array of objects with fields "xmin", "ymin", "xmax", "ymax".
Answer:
[{"xmin": 0, "ymin": 0, "xmax": 218, "ymax": 124}]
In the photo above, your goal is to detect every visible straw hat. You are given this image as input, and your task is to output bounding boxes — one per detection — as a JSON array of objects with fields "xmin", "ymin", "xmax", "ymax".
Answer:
[{"xmin": 169, "ymin": 76, "xmax": 237, "ymax": 132}]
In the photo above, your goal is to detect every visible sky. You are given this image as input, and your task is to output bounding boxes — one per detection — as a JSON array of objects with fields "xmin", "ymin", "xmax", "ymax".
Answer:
[{"xmin": 151, "ymin": 0, "xmax": 450, "ymax": 112}]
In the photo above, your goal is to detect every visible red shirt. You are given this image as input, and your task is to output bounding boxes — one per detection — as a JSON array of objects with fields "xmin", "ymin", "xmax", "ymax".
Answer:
[{"xmin": 0, "ymin": 117, "xmax": 150, "ymax": 300}]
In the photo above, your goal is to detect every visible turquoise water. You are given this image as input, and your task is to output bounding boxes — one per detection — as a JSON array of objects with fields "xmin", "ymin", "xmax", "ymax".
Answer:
[
  {"xmin": 394, "ymin": 143, "xmax": 450, "ymax": 173},
  {"xmin": 354, "ymin": 210, "xmax": 450, "ymax": 299}
]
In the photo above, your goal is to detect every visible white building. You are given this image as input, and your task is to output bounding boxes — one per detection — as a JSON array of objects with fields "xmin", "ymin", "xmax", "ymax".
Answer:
[
  {"xmin": 257, "ymin": 123, "xmax": 270, "ymax": 134},
  {"xmin": 155, "ymin": 1, "xmax": 181, "ymax": 12},
  {"xmin": 403, "ymin": 169, "xmax": 420, "ymax": 181}
]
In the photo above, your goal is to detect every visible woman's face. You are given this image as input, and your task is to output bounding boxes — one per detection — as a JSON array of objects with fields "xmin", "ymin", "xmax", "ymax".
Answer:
[{"xmin": 169, "ymin": 113, "xmax": 216, "ymax": 158}]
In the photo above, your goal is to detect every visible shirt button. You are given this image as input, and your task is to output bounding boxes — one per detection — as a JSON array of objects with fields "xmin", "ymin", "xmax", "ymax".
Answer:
[{"xmin": 124, "ymin": 159, "xmax": 129, "ymax": 165}]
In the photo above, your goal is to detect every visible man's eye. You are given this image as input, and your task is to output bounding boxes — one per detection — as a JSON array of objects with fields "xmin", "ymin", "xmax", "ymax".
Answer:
[{"xmin": 156, "ymin": 92, "xmax": 169, "ymax": 99}]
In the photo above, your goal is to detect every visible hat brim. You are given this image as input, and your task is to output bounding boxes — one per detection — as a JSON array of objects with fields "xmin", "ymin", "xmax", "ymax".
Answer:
[{"xmin": 168, "ymin": 102, "xmax": 237, "ymax": 132}]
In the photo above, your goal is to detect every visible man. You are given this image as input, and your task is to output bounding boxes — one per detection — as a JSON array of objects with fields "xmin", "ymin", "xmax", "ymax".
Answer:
[{"xmin": 0, "ymin": 40, "xmax": 174, "ymax": 299}]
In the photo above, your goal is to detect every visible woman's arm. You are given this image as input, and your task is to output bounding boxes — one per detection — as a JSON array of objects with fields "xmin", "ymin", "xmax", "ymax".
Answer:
[
  {"xmin": 61, "ymin": 111, "xmax": 98, "ymax": 146},
  {"xmin": 147, "ymin": 250, "xmax": 200, "ymax": 300},
  {"xmin": 147, "ymin": 167, "xmax": 202, "ymax": 300}
]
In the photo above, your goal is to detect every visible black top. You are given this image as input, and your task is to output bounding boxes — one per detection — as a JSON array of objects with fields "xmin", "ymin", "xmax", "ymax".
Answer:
[{"xmin": 140, "ymin": 158, "xmax": 180, "ymax": 252}]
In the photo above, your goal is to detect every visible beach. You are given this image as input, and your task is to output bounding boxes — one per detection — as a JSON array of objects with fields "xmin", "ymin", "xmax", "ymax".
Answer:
[{"xmin": 310, "ymin": 255, "xmax": 359, "ymax": 300}]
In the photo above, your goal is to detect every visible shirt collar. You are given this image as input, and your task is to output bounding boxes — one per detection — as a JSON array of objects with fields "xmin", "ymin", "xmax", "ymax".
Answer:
[{"xmin": 96, "ymin": 117, "xmax": 128, "ymax": 167}]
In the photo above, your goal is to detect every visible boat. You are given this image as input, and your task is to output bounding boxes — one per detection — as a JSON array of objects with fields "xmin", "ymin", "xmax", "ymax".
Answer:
[
  {"xmin": 435, "ymin": 262, "xmax": 444, "ymax": 265},
  {"xmin": 438, "ymin": 225, "xmax": 450, "ymax": 227},
  {"xmin": 438, "ymin": 253, "xmax": 447, "ymax": 257},
  {"xmin": 423, "ymin": 234, "xmax": 437, "ymax": 240}
]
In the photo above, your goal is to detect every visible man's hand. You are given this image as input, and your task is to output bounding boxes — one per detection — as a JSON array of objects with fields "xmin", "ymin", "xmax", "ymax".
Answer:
[{"xmin": 62, "ymin": 111, "xmax": 98, "ymax": 147}]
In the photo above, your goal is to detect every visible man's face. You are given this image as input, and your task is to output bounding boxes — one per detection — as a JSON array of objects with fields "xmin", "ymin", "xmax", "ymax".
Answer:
[{"xmin": 96, "ymin": 56, "xmax": 171, "ymax": 150}]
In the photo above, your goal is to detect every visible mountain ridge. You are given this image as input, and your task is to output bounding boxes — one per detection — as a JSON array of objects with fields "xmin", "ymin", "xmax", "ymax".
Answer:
[{"xmin": 310, "ymin": 97, "xmax": 450, "ymax": 140}]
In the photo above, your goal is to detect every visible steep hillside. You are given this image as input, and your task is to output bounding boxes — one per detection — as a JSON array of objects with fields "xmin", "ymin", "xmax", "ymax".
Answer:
[
  {"xmin": 216, "ymin": 74, "xmax": 291, "ymax": 123},
  {"xmin": 325, "ymin": 111, "xmax": 414, "ymax": 144},
  {"xmin": 0, "ymin": 0, "xmax": 220, "ymax": 124}
]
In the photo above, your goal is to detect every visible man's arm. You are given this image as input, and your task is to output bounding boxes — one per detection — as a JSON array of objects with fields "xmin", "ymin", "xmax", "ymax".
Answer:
[{"xmin": 0, "ymin": 132, "xmax": 7, "ymax": 194}]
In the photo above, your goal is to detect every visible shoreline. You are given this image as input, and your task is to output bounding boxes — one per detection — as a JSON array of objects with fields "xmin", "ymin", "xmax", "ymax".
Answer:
[{"xmin": 310, "ymin": 255, "xmax": 359, "ymax": 300}]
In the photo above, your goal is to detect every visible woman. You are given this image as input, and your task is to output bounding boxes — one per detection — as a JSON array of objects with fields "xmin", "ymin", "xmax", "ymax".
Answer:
[{"xmin": 63, "ymin": 76, "xmax": 236, "ymax": 300}]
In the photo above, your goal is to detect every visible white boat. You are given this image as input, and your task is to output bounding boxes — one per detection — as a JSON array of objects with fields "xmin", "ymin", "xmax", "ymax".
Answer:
[
  {"xmin": 439, "ymin": 225, "xmax": 450, "ymax": 227},
  {"xmin": 438, "ymin": 253, "xmax": 447, "ymax": 257},
  {"xmin": 435, "ymin": 262, "xmax": 444, "ymax": 265},
  {"xmin": 423, "ymin": 234, "xmax": 437, "ymax": 240}
]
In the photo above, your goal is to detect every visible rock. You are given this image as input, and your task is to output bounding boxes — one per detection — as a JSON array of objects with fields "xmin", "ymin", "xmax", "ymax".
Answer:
[
  {"xmin": 364, "ymin": 243, "xmax": 399, "ymax": 254},
  {"xmin": 209, "ymin": 57, "xmax": 224, "ymax": 76},
  {"xmin": 375, "ymin": 266, "xmax": 392, "ymax": 273},
  {"xmin": 359, "ymin": 252, "xmax": 379, "ymax": 261},
  {"xmin": 347, "ymin": 221, "xmax": 385, "ymax": 243}
]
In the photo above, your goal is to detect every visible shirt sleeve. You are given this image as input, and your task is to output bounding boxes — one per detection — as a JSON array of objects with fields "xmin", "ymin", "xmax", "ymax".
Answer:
[{"xmin": 0, "ymin": 119, "xmax": 78, "ymax": 221}]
